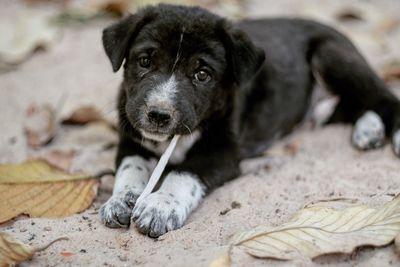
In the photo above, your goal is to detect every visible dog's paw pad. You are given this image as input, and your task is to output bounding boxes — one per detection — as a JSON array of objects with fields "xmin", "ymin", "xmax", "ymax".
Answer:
[
  {"xmin": 392, "ymin": 130, "xmax": 400, "ymax": 156},
  {"xmin": 352, "ymin": 111, "xmax": 385, "ymax": 150},
  {"xmin": 99, "ymin": 194, "xmax": 136, "ymax": 228},
  {"xmin": 132, "ymin": 192, "xmax": 186, "ymax": 237}
]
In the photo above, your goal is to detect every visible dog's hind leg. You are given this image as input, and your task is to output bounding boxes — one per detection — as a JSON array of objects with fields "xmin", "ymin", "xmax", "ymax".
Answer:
[{"xmin": 311, "ymin": 37, "xmax": 400, "ymax": 156}]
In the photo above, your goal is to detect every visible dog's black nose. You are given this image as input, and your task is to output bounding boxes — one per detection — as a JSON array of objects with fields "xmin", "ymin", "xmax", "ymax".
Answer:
[{"xmin": 147, "ymin": 108, "xmax": 172, "ymax": 126}]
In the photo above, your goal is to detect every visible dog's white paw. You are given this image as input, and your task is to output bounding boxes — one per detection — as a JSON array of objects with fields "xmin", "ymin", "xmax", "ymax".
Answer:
[
  {"xmin": 99, "ymin": 189, "xmax": 139, "ymax": 228},
  {"xmin": 132, "ymin": 192, "xmax": 187, "ymax": 237},
  {"xmin": 392, "ymin": 130, "xmax": 400, "ymax": 156},
  {"xmin": 352, "ymin": 111, "xmax": 385, "ymax": 150}
]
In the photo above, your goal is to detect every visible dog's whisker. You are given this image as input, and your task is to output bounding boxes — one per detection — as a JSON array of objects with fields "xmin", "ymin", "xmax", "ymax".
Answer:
[{"xmin": 183, "ymin": 123, "xmax": 192, "ymax": 136}]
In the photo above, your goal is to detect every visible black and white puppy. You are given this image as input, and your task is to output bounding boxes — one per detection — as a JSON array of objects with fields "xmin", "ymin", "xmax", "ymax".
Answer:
[{"xmin": 99, "ymin": 4, "xmax": 400, "ymax": 237}]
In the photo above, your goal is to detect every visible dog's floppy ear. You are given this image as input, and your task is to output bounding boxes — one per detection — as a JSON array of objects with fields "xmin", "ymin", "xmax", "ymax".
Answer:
[
  {"xmin": 220, "ymin": 23, "xmax": 265, "ymax": 86},
  {"xmin": 102, "ymin": 10, "xmax": 154, "ymax": 72}
]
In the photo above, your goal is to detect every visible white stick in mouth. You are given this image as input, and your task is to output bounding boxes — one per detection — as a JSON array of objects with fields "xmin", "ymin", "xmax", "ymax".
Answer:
[{"xmin": 136, "ymin": 135, "xmax": 181, "ymax": 204}]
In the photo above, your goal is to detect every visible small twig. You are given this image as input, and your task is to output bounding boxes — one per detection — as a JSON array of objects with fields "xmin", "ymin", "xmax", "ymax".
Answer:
[
  {"xmin": 304, "ymin": 197, "xmax": 359, "ymax": 208},
  {"xmin": 36, "ymin": 236, "xmax": 69, "ymax": 252}
]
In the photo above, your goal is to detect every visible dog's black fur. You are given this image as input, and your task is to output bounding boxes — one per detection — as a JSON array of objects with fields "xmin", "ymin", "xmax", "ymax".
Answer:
[{"xmin": 102, "ymin": 4, "xmax": 400, "ymax": 235}]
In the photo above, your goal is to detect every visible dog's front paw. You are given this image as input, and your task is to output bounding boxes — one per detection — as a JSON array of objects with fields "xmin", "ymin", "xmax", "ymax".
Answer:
[
  {"xmin": 99, "ymin": 190, "xmax": 139, "ymax": 228},
  {"xmin": 352, "ymin": 111, "xmax": 385, "ymax": 150},
  {"xmin": 132, "ymin": 192, "xmax": 187, "ymax": 237}
]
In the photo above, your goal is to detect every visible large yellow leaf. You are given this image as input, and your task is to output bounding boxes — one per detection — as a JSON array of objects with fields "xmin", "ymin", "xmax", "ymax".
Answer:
[
  {"xmin": 0, "ymin": 232, "xmax": 67, "ymax": 266},
  {"xmin": 0, "ymin": 160, "xmax": 98, "ymax": 223},
  {"xmin": 215, "ymin": 195, "xmax": 400, "ymax": 265},
  {"xmin": 0, "ymin": 160, "xmax": 89, "ymax": 183}
]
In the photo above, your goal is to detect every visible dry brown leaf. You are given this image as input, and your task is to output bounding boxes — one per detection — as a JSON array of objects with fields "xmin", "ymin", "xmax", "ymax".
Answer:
[
  {"xmin": 0, "ymin": 232, "xmax": 68, "ymax": 266},
  {"xmin": 0, "ymin": 10, "xmax": 59, "ymax": 66},
  {"xmin": 62, "ymin": 106, "xmax": 106, "ymax": 125},
  {"xmin": 0, "ymin": 180, "xmax": 98, "ymax": 223},
  {"xmin": 24, "ymin": 104, "xmax": 57, "ymax": 148},
  {"xmin": 0, "ymin": 160, "xmax": 98, "ymax": 223},
  {"xmin": 381, "ymin": 61, "xmax": 400, "ymax": 82},
  {"xmin": 335, "ymin": 8, "xmax": 363, "ymax": 22},
  {"xmin": 217, "ymin": 195, "xmax": 400, "ymax": 265},
  {"xmin": 102, "ymin": 0, "xmax": 129, "ymax": 16},
  {"xmin": 37, "ymin": 150, "xmax": 76, "ymax": 171}
]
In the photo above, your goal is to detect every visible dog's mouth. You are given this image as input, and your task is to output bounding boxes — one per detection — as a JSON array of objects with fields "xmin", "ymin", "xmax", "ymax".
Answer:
[
  {"xmin": 128, "ymin": 111, "xmax": 194, "ymax": 143},
  {"xmin": 139, "ymin": 129, "xmax": 172, "ymax": 142}
]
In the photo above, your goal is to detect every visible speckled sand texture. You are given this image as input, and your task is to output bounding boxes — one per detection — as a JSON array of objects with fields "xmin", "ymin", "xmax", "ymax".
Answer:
[{"xmin": 1, "ymin": 0, "xmax": 400, "ymax": 266}]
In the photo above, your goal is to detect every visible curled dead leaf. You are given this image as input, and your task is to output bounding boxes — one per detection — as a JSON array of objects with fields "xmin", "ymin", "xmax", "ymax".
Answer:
[
  {"xmin": 62, "ymin": 106, "xmax": 105, "ymax": 125},
  {"xmin": 219, "ymin": 195, "xmax": 400, "ymax": 264},
  {"xmin": 0, "ymin": 160, "xmax": 98, "ymax": 223},
  {"xmin": 102, "ymin": 0, "xmax": 129, "ymax": 16},
  {"xmin": 0, "ymin": 232, "xmax": 67, "ymax": 266},
  {"xmin": 335, "ymin": 8, "xmax": 363, "ymax": 22},
  {"xmin": 24, "ymin": 104, "xmax": 56, "ymax": 148}
]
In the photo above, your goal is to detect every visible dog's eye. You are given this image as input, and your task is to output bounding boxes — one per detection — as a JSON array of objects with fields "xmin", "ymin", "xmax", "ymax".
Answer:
[
  {"xmin": 138, "ymin": 56, "xmax": 151, "ymax": 68},
  {"xmin": 194, "ymin": 70, "xmax": 210, "ymax": 83}
]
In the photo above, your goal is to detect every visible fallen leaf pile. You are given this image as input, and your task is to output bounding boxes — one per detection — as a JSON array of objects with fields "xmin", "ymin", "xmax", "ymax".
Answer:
[
  {"xmin": 0, "ymin": 160, "xmax": 98, "ymax": 223},
  {"xmin": 0, "ymin": 231, "xmax": 67, "ymax": 266},
  {"xmin": 211, "ymin": 195, "xmax": 400, "ymax": 266}
]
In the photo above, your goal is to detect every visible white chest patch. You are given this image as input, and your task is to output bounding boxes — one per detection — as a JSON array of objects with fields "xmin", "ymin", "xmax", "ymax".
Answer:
[{"xmin": 135, "ymin": 130, "xmax": 201, "ymax": 164}]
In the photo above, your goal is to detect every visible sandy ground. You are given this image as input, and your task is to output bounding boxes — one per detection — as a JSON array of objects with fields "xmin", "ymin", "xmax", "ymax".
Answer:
[{"xmin": 1, "ymin": 0, "xmax": 400, "ymax": 266}]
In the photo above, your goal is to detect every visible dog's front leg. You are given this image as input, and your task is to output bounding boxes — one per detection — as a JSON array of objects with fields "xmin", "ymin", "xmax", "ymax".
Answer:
[
  {"xmin": 132, "ymin": 171, "xmax": 205, "ymax": 237},
  {"xmin": 132, "ymin": 143, "xmax": 240, "ymax": 237},
  {"xmin": 100, "ymin": 155, "xmax": 153, "ymax": 228}
]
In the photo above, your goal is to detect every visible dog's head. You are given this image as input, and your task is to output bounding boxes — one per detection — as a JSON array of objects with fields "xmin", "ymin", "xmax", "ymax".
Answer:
[{"xmin": 103, "ymin": 4, "xmax": 265, "ymax": 142}]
